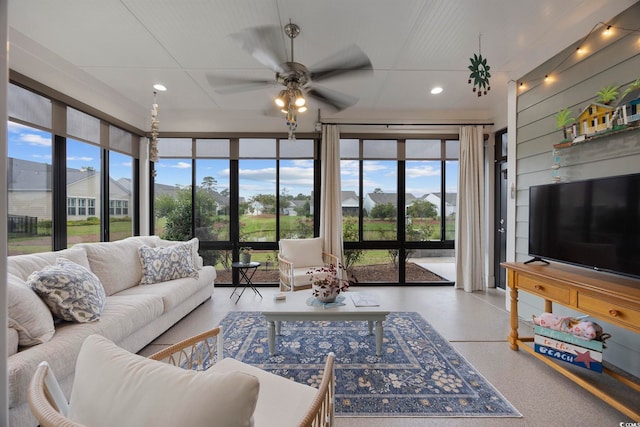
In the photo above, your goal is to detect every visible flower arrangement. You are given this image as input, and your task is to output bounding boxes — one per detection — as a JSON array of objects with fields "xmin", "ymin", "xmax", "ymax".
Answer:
[
  {"xmin": 240, "ymin": 247, "xmax": 252, "ymax": 254},
  {"xmin": 307, "ymin": 263, "xmax": 350, "ymax": 302}
]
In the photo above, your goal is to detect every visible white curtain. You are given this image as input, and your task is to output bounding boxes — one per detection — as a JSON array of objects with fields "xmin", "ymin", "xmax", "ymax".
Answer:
[
  {"xmin": 319, "ymin": 124, "xmax": 344, "ymax": 263},
  {"xmin": 455, "ymin": 126, "xmax": 486, "ymax": 292}
]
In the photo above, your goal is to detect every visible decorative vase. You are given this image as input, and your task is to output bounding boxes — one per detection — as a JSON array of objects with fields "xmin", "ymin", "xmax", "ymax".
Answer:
[
  {"xmin": 240, "ymin": 253, "xmax": 251, "ymax": 264},
  {"xmin": 312, "ymin": 283, "xmax": 339, "ymax": 303}
]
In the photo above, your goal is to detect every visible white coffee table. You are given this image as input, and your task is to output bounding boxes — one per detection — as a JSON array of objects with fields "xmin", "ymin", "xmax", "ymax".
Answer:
[{"xmin": 261, "ymin": 291, "xmax": 390, "ymax": 356}]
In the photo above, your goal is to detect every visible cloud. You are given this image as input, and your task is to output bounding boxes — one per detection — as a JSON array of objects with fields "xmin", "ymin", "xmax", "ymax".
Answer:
[
  {"xmin": 171, "ymin": 162, "xmax": 192, "ymax": 169},
  {"xmin": 406, "ymin": 163, "xmax": 441, "ymax": 178},
  {"xmin": 67, "ymin": 156, "xmax": 94, "ymax": 162}
]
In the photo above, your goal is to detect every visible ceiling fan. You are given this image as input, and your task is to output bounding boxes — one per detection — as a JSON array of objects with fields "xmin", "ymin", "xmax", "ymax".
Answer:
[{"xmin": 206, "ymin": 21, "xmax": 372, "ymax": 135}]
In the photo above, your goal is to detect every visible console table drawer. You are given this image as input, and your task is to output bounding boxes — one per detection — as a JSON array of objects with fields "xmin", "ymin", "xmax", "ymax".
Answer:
[
  {"xmin": 578, "ymin": 293, "xmax": 640, "ymax": 332},
  {"xmin": 517, "ymin": 275, "xmax": 571, "ymax": 304}
]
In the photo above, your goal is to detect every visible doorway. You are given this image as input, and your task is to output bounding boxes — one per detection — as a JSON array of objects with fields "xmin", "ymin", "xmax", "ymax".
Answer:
[{"xmin": 493, "ymin": 129, "xmax": 508, "ymax": 289}]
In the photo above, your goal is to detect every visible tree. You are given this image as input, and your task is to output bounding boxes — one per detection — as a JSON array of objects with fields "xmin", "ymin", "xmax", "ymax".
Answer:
[
  {"xmin": 595, "ymin": 85, "xmax": 620, "ymax": 105},
  {"xmin": 554, "ymin": 107, "xmax": 575, "ymax": 141},
  {"xmin": 622, "ymin": 78, "xmax": 640, "ymax": 97},
  {"xmin": 370, "ymin": 203, "xmax": 396, "ymax": 219},
  {"xmin": 201, "ymin": 176, "xmax": 217, "ymax": 192},
  {"xmin": 406, "ymin": 199, "xmax": 438, "ymax": 218},
  {"xmin": 373, "ymin": 188, "xmax": 383, "ymax": 193},
  {"xmin": 342, "ymin": 217, "xmax": 364, "ymax": 272}
]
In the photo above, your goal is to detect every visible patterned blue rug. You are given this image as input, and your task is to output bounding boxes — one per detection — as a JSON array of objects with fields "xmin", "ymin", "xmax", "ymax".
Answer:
[{"xmin": 220, "ymin": 311, "xmax": 521, "ymax": 418}]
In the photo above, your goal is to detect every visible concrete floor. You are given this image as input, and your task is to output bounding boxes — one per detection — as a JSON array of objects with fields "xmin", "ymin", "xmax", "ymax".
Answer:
[{"xmin": 139, "ymin": 286, "xmax": 640, "ymax": 426}]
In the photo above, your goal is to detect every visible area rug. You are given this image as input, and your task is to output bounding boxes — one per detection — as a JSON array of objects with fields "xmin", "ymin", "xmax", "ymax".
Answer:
[{"xmin": 219, "ymin": 311, "xmax": 521, "ymax": 418}]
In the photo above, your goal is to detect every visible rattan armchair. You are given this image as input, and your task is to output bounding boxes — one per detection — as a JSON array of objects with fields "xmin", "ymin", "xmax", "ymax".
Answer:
[
  {"xmin": 29, "ymin": 327, "xmax": 335, "ymax": 427},
  {"xmin": 150, "ymin": 326, "xmax": 336, "ymax": 427},
  {"xmin": 278, "ymin": 237, "xmax": 339, "ymax": 292}
]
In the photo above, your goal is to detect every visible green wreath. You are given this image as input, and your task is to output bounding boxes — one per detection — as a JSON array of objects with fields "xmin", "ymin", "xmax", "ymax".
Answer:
[{"xmin": 468, "ymin": 53, "xmax": 491, "ymax": 94}]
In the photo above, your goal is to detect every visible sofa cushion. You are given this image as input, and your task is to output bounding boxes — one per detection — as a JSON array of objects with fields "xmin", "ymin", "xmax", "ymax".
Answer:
[
  {"xmin": 7, "ymin": 273, "xmax": 55, "ymax": 346},
  {"xmin": 279, "ymin": 237, "xmax": 325, "ymax": 268},
  {"xmin": 7, "ymin": 246, "xmax": 90, "ymax": 282},
  {"xmin": 69, "ymin": 335, "xmax": 260, "ymax": 427},
  {"xmin": 77, "ymin": 239, "xmax": 146, "ymax": 295},
  {"xmin": 156, "ymin": 237, "xmax": 202, "ymax": 268},
  {"xmin": 28, "ymin": 258, "xmax": 106, "ymax": 323},
  {"xmin": 7, "ymin": 328, "xmax": 19, "ymax": 357},
  {"xmin": 138, "ymin": 244, "xmax": 199, "ymax": 285},
  {"xmin": 7, "ymin": 294, "xmax": 163, "ymax": 409},
  {"xmin": 210, "ymin": 357, "xmax": 318, "ymax": 427},
  {"xmin": 117, "ymin": 266, "xmax": 215, "ymax": 312}
]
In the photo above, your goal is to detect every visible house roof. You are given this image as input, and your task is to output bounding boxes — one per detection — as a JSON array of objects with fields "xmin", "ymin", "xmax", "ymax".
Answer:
[
  {"xmin": 367, "ymin": 193, "xmax": 416, "ymax": 205},
  {"xmin": 8, "ymin": 157, "xmax": 131, "ymax": 195}
]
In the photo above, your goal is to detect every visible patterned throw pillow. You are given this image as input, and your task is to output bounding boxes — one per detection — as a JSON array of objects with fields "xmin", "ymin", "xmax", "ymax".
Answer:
[
  {"xmin": 27, "ymin": 258, "xmax": 106, "ymax": 323},
  {"xmin": 138, "ymin": 244, "xmax": 199, "ymax": 285}
]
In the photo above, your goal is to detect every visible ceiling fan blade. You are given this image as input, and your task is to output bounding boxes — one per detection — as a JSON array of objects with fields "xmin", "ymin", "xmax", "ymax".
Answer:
[
  {"xmin": 206, "ymin": 74, "xmax": 276, "ymax": 94},
  {"xmin": 306, "ymin": 86, "xmax": 359, "ymax": 112},
  {"xmin": 309, "ymin": 44, "xmax": 373, "ymax": 82},
  {"xmin": 230, "ymin": 25, "xmax": 288, "ymax": 73}
]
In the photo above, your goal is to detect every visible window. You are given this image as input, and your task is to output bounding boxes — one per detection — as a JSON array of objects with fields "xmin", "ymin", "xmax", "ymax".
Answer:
[
  {"xmin": 7, "ymin": 122, "xmax": 53, "ymax": 254},
  {"xmin": 109, "ymin": 150, "xmax": 133, "ymax": 241},
  {"xmin": 340, "ymin": 138, "xmax": 457, "ymax": 284},
  {"xmin": 153, "ymin": 139, "xmax": 193, "ymax": 239},
  {"xmin": 67, "ymin": 139, "xmax": 101, "ymax": 243},
  {"xmin": 67, "ymin": 197, "xmax": 76, "ymax": 216}
]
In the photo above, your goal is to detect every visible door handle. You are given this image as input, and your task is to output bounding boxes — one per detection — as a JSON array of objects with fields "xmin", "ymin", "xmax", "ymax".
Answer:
[{"xmin": 498, "ymin": 228, "xmax": 505, "ymax": 233}]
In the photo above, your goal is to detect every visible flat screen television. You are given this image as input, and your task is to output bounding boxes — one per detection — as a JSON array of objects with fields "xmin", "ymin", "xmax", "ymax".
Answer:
[{"xmin": 528, "ymin": 173, "xmax": 640, "ymax": 279}]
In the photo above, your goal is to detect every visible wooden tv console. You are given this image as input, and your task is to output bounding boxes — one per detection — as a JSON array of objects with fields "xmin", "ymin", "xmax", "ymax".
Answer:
[{"xmin": 502, "ymin": 261, "xmax": 640, "ymax": 421}]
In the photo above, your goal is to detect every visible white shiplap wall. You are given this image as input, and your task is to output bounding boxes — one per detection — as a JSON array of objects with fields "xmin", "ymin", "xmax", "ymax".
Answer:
[{"xmin": 514, "ymin": 2, "xmax": 640, "ymax": 377}]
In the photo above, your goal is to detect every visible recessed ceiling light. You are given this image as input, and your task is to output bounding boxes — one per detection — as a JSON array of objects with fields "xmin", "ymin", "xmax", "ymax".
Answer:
[
  {"xmin": 430, "ymin": 86, "xmax": 443, "ymax": 95},
  {"xmin": 153, "ymin": 84, "xmax": 167, "ymax": 91}
]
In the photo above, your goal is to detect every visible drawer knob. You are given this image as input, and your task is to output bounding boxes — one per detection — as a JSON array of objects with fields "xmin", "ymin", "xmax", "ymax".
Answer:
[
  {"xmin": 608, "ymin": 309, "xmax": 620, "ymax": 317},
  {"xmin": 534, "ymin": 285, "xmax": 543, "ymax": 291}
]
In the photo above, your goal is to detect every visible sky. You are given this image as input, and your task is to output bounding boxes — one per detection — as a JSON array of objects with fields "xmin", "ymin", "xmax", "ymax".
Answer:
[{"xmin": 9, "ymin": 121, "xmax": 458, "ymax": 198}]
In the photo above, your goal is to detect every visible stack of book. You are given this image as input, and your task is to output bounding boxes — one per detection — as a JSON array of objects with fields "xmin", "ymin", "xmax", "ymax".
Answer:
[{"xmin": 534, "ymin": 325, "xmax": 603, "ymax": 373}]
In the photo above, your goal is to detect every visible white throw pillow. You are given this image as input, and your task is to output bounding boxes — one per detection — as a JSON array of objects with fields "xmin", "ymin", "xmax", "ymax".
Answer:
[
  {"xmin": 27, "ymin": 258, "xmax": 106, "ymax": 323},
  {"xmin": 279, "ymin": 237, "xmax": 325, "ymax": 268},
  {"xmin": 138, "ymin": 243, "xmax": 199, "ymax": 285},
  {"xmin": 68, "ymin": 335, "xmax": 260, "ymax": 427},
  {"xmin": 7, "ymin": 273, "xmax": 55, "ymax": 346}
]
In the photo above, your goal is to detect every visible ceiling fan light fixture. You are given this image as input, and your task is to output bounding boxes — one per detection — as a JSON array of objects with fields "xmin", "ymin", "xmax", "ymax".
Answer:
[
  {"xmin": 292, "ymin": 88, "xmax": 306, "ymax": 107},
  {"xmin": 297, "ymin": 105, "xmax": 308, "ymax": 113},
  {"xmin": 275, "ymin": 90, "xmax": 288, "ymax": 108}
]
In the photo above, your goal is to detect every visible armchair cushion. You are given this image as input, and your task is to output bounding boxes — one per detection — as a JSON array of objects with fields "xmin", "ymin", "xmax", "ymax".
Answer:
[
  {"xmin": 210, "ymin": 357, "xmax": 317, "ymax": 427},
  {"xmin": 279, "ymin": 237, "xmax": 324, "ymax": 268},
  {"xmin": 69, "ymin": 335, "xmax": 260, "ymax": 427}
]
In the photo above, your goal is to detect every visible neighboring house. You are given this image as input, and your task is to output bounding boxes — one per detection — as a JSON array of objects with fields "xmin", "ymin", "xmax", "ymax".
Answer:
[
  {"xmin": 419, "ymin": 192, "xmax": 457, "ymax": 217},
  {"xmin": 309, "ymin": 191, "xmax": 360, "ymax": 216},
  {"xmin": 8, "ymin": 157, "xmax": 132, "ymax": 221},
  {"xmin": 363, "ymin": 192, "xmax": 416, "ymax": 216},
  {"xmin": 246, "ymin": 200, "xmax": 265, "ymax": 216},
  {"xmin": 281, "ymin": 200, "xmax": 299, "ymax": 216},
  {"xmin": 341, "ymin": 191, "xmax": 359, "ymax": 216}
]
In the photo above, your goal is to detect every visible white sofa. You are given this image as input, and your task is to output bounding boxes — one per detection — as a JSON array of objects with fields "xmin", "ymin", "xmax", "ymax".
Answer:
[{"xmin": 7, "ymin": 236, "xmax": 216, "ymax": 427}]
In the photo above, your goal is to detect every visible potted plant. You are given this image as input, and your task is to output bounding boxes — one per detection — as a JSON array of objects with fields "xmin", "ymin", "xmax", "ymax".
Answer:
[
  {"xmin": 240, "ymin": 247, "xmax": 252, "ymax": 264},
  {"xmin": 307, "ymin": 263, "xmax": 350, "ymax": 303}
]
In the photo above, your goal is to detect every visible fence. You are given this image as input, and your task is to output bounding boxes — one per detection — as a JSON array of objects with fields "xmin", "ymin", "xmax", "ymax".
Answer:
[{"xmin": 8, "ymin": 214, "xmax": 38, "ymax": 236}]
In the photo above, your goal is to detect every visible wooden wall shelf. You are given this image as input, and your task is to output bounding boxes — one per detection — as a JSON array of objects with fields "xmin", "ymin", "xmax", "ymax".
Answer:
[
  {"xmin": 554, "ymin": 125, "xmax": 640, "ymax": 149},
  {"xmin": 502, "ymin": 261, "xmax": 640, "ymax": 421}
]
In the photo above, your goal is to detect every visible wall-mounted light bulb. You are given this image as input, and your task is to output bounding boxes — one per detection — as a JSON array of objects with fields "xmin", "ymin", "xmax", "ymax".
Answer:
[{"xmin": 603, "ymin": 25, "xmax": 612, "ymax": 36}]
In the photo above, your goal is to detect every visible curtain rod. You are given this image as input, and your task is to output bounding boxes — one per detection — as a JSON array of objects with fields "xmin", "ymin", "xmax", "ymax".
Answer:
[{"xmin": 319, "ymin": 121, "xmax": 494, "ymax": 126}]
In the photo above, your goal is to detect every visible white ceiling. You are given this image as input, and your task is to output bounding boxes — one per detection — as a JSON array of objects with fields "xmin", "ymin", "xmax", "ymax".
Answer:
[{"xmin": 7, "ymin": 0, "xmax": 637, "ymax": 134}]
